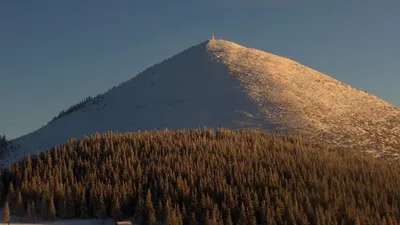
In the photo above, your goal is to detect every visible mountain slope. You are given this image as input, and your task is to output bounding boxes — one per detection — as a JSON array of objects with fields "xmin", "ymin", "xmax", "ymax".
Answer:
[
  {"xmin": 4, "ymin": 39, "xmax": 400, "ymax": 165},
  {"xmin": 208, "ymin": 40, "xmax": 400, "ymax": 159}
]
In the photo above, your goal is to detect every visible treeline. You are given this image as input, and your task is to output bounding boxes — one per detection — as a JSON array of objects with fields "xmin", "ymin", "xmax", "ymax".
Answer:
[
  {"xmin": 0, "ymin": 129, "xmax": 399, "ymax": 225},
  {"xmin": 49, "ymin": 96, "xmax": 95, "ymax": 123},
  {"xmin": 48, "ymin": 83, "xmax": 122, "ymax": 125},
  {"xmin": 48, "ymin": 92, "xmax": 108, "ymax": 124}
]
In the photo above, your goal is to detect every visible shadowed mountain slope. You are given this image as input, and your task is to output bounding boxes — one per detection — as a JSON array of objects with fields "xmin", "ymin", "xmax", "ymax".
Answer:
[{"xmin": 5, "ymin": 39, "xmax": 400, "ymax": 165}]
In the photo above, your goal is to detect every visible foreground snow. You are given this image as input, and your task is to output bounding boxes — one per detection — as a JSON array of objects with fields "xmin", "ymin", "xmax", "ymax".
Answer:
[
  {"xmin": 0, "ymin": 219, "xmax": 127, "ymax": 225},
  {"xmin": 0, "ymin": 210, "xmax": 136, "ymax": 225},
  {"xmin": 4, "ymin": 39, "xmax": 400, "ymax": 166}
]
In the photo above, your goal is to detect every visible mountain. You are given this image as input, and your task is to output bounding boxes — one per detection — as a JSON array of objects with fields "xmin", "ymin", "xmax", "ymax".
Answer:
[{"xmin": 4, "ymin": 39, "xmax": 400, "ymax": 165}]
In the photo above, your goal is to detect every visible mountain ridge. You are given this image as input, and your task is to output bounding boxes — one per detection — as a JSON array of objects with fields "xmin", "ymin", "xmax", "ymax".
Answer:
[{"xmin": 4, "ymin": 38, "xmax": 400, "ymax": 165}]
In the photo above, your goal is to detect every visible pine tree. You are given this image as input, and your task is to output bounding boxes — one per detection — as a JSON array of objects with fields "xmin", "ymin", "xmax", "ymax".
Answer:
[
  {"xmin": 60, "ymin": 200, "xmax": 68, "ymax": 218},
  {"xmin": 163, "ymin": 199, "xmax": 176, "ymax": 225},
  {"xmin": 259, "ymin": 200, "xmax": 267, "ymax": 225},
  {"xmin": 27, "ymin": 203, "xmax": 32, "ymax": 223},
  {"xmin": 97, "ymin": 194, "xmax": 106, "ymax": 225},
  {"xmin": 31, "ymin": 201, "xmax": 36, "ymax": 223},
  {"xmin": 80, "ymin": 192, "xmax": 89, "ymax": 219},
  {"xmin": 0, "ymin": 180, "xmax": 4, "ymax": 206},
  {"xmin": 238, "ymin": 203, "xmax": 246, "ymax": 225},
  {"xmin": 112, "ymin": 197, "xmax": 122, "ymax": 221},
  {"xmin": 65, "ymin": 188, "xmax": 76, "ymax": 218},
  {"xmin": 144, "ymin": 189, "xmax": 156, "ymax": 225},
  {"xmin": 134, "ymin": 195, "xmax": 144, "ymax": 224},
  {"xmin": 40, "ymin": 193, "xmax": 48, "ymax": 220},
  {"xmin": 48, "ymin": 195, "xmax": 56, "ymax": 220},
  {"xmin": 224, "ymin": 208, "xmax": 233, "ymax": 225},
  {"xmin": 246, "ymin": 203, "xmax": 257, "ymax": 225},
  {"xmin": 212, "ymin": 204, "xmax": 222, "ymax": 225},
  {"xmin": 17, "ymin": 191, "xmax": 24, "ymax": 222},
  {"xmin": 157, "ymin": 200, "xmax": 163, "ymax": 222},
  {"xmin": 3, "ymin": 201, "xmax": 10, "ymax": 225},
  {"xmin": 175, "ymin": 207, "xmax": 183, "ymax": 225},
  {"xmin": 6, "ymin": 183, "xmax": 15, "ymax": 214},
  {"xmin": 188, "ymin": 212, "xmax": 197, "ymax": 225}
]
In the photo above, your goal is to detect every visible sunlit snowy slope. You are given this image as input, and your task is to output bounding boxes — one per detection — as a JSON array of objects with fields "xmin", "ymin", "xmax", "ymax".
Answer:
[{"xmin": 5, "ymin": 39, "xmax": 400, "ymax": 165}]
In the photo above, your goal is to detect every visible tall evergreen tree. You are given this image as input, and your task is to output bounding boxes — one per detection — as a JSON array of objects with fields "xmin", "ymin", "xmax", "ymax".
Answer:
[
  {"xmin": 112, "ymin": 197, "xmax": 122, "ymax": 221},
  {"xmin": 237, "ymin": 203, "xmax": 246, "ymax": 225},
  {"xmin": 6, "ymin": 183, "xmax": 15, "ymax": 214},
  {"xmin": 157, "ymin": 200, "xmax": 164, "ymax": 222},
  {"xmin": 163, "ymin": 199, "xmax": 176, "ymax": 225},
  {"xmin": 48, "ymin": 195, "xmax": 56, "ymax": 220},
  {"xmin": 175, "ymin": 207, "xmax": 183, "ymax": 225},
  {"xmin": 97, "ymin": 194, "xmax": 106, "ymax": 225},
  {"xmin": 187, "ymin": 212, "xmax": 197, "ymax": 225},
  {"xmin": 27, "ymin": 203, "xmax": 32, "ymax": 223},
  {"xmin": 80, "ymin": 192, "xmax": 89, "ymax": 219},
  {"xmin": 16, "ymin": 191, "xmax": 24, "ymax": 222},
  {"xmin": 134, "ymin": 195, "xmax": 144, "ymax": 224},
  {"xmin": 3, "ymin": 201, "xmax": 10, "ymax": 225},
  {"xmin": 144, "ymin": 189, "xmax": 156, "ymax": 225},
  {"xmin": 224, "ymin": 208, "xmax": 233, "ymax": 225},
  {"xmin": 40, "ymin": 193, "xmax": 48, "ymax": 220},
  {"xmin": 31, "ymin": 201, "xmax": 36, "ymax": 223}
]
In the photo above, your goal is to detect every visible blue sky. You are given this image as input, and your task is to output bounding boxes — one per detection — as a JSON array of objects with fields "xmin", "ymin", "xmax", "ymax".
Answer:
[{"xmin": 1, "ymin": 0, "xmax": 399, "ymax": 139}]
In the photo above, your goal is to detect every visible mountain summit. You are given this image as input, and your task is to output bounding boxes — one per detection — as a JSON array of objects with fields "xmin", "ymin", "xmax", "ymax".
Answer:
[{"xmin": 5, "ymin": 39, "xmax": 400, "ymax": 165}]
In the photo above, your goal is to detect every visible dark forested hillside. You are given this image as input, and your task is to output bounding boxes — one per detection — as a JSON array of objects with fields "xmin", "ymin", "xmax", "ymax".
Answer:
[{"xmin": 0, "ymin": 129, "xmax": 399, "ymax": 225}]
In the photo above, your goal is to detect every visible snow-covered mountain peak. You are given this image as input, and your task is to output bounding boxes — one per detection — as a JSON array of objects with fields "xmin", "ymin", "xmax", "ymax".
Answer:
[{"xmin": 4, "ymin": 39, "xmax": 400, "ymax": 166}]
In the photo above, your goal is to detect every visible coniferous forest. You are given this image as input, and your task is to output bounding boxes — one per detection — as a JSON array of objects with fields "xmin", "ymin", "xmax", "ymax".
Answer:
[{"xmin": 0, "ymin": 129, "xmax": 399, "ymax": 225}]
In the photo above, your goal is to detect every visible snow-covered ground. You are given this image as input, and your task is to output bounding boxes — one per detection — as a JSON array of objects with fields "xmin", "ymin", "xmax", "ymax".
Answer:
[
  {"xmin": 0, "ymin": 218, "xmax": 122, "ymax": 225},
  {"xmin": 207, "ymin": 39, "xmax": 400, "ymax": 159},
  {"xmin": 4, "ymin": 38, "xmax": 400, "ymax": 166},
  {"xmin": 0, "ymin": 208, "xmax": 135, "ymax": 225}
]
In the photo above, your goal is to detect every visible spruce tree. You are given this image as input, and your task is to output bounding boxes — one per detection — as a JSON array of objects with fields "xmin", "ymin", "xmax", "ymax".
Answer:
[
  {"xmin": 97, "ymin": 194, "xmax": 106, "ymax": 225},
  {"xmin": 17, "ymin": 191, "xmax": 24, "ymax": 222},
  {"xmin": 31, "ymin": 201, "xmax": 36, "ymax": 223},
  {"xmin": 0, "ymin": 180, "xmax": 4, "ymax": 205},
  {"xmin": 80, "ymin": 192, "xmax": 88, "ymax": 219},
  {"xmin": 224, "ymin": 208, "xmax": 233, "ymax": 225},
  {"xmin": 112, "ymin": 197, "xmax": 122, "ymax": 221},
  {"xmin": 6, "ymin": 183, "xmax": 15, "ymax": 214},
  {"xmin": 188, "ymin": 212, "xmax": 197, "ymax": 225},
  {"xmin": 48, "ymin": 195, "xmax": 56, "ymax": 220},
  {"xmin": 134, "ymin": 195, "xmax": 144, "ymax": 224},
  {"xmin": 157, "ymin": 200, "xmax": 163, "ymax": 222},
  {"xmin": 3, "ymin": 201, "xmax": 10, "ymax": 225},
  {"xmin": 238, "ymin": 203, "xmax": 246, "ymax": 225},
  {"xmin": 175, "ymin": 207, "xmax": 183, "ymax": 225},
  {"xmin": 212, "ymin": 204, "xmax": 222, "ymax": 225},
  {"xmin": 259, "ymin": 200, "xmax": 267, "ymax": 225},
  {"xmin": 40, "ymin": 193, "xmax": 48, "ymax": 220},
  {"xmin": 163, "ymin": 199, "xmax": 175, "ymax": 225},
  {"xmin": 144, "ymin": 190, "xmax": 156, "ymax": 225},
  {"xmin": 60, "ymin": 200, "xmax": 68, "ymax": 218},
  {"xmin": 27, "ymin": 203, "xmax": 32, "ymax": 223}
]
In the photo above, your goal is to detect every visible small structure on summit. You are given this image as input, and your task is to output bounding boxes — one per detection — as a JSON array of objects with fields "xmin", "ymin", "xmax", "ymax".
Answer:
[
  {"xmin": 115, "ymin": 221, "xmax": 132, "ymax": 225},
  {"xmin": 211, "ymin": 33, "xmax": 215, "ymax": 40}
]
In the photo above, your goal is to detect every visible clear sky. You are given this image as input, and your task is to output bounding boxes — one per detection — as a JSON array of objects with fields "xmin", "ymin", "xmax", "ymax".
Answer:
[{"xmin": 1, "ymin": 0, "xmax": 399, "ymax": 139}]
